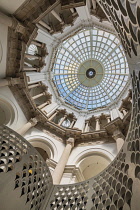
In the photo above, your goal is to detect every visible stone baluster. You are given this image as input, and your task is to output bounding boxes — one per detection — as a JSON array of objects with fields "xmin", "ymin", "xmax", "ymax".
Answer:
[
  {"xmin": 95, "ymin": 117, "xmax": 100, "ymax": 131},
  {"xmin": 113, "ymin": 128, "xmax": 125, "ymax": 152},
  {"xmin": 16, "ymin": 117, "xmax": 38, "ymax": 135},
  {"xmin": 58, "ymin": 114, "xmax": 67, "ymax": 126},
  {"xmin": 0, "ymin": 77, "xmax": 21, "ymax": 87},
  {"xmin": 52, "ymin": 137, "xmax": 75, "ymax": 184}
]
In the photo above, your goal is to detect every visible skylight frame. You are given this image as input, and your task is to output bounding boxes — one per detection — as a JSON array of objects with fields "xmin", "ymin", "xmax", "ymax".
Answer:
[{"xmin": 52, "ymin": 28, "xmax": 129, "ymax": 110}]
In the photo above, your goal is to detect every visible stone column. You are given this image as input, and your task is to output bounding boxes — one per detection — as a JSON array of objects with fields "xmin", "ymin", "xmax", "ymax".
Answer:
[
  {"xmin": 25, "ymin": 54, "xmax": 42, "ymax": 60},
  {"xmin": 0, "ymin": 77, "xmax": 21, "ymax": 87},
  {"xmin": 16, "ymin": 118, "xmax": 38, "ymax": 135},
  {"xmin": 51, "ymin": 10, "xmax": 63, "ymax": 23},
  {"xmin": 84, "ymin": 121, "xmax": 89, "ymax": 132},
  {"xmin": 32, "ymin": 92, "xmax": 45, "ymax": 100},
  {"xmin": 121, "ymin": 108, "xmax": 128, "ymax": 116},
  {"xmin": 31, "ymin": 40, "xmax": 45, "ymax": 48},
  {"xmin": 39, "ymin": 20, "xmax": 52, "ymax": 30},
  {"xmin": 23, "ymin": 67, "xmax": 39, "ymax": 71},
  {"xmin": 106, "ymin": 116, "xmax": 111, "ymax": 123},
  {"xmin": 48, "ymin": 110, "xmax": 59, "ymax": 121},
  {"xmin": 113, "ymin": 128, "xmax": 125, "ymax": 152},
  {"xmin": 69, "ymin": 119, "xmax": 76, "ymax": 128},
  {"xmin": 70, "ymin": 8, "xmax": 75, "ymax": 13},
  {"xmin": 58, "ymin": 114, "xmax": 67, "ymax": 126},
  {"xmin": 92, "ymin": 0, "xmax": 97, "ymax": 10},
  {"xmin": 37, "ymin": 102, "xmax": 49, "ymax": 109},
  {"xmin": 52, "ymin": 138, "xmax": 75, "ymax": 185},
  {"xmin": 95, "ymin": 117, "xmax": 100, "ymax": 131}
]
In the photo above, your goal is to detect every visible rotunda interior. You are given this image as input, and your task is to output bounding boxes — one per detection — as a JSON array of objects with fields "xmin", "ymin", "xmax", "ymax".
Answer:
[{"xmin": 0, "ymin": 0, "xmax": 140, "ymax": 210}]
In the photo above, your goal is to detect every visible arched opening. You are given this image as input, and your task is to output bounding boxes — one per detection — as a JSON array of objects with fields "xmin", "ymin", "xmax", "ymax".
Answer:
[
  {"xmin": 35, "ymin": 147, "xmax": 49, "ymax": 161},
  {"xmin": 79, "ymin": 155, "xmax": 111, "ymax": 179},
  {"xmin": 28, "ymin": 138, "xmax": 55, "ymax": 161},
  {"xmin": 76, "ymin": 152, "xmax": 111, "ymax": 180},
  {"xmin": 0, "ymin": 99, "xmax": 15, "ymax": 126}
]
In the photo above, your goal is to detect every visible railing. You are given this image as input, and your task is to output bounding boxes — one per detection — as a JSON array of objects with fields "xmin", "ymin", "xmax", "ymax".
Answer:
[{"xmin": 0, "ymin": 125, "xmax": 53, "ymax": 210}]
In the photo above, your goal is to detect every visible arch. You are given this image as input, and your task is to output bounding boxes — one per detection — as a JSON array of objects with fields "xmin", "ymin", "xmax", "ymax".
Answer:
[
  {"xmin": 78, "ymin": 153, "xmax": 111, "ymax": 180},
  {"xmin": 69, "ymin": 148, "xmax": 114, "ymax": 181},
  {"xmin": 73, "ymin": 147, "xmax": 115, "ymax": 166},
  {"xmin": 26, "ymin": 135, "xmax": 58, "ymax": 160},
  {"xmin": 0, "ymin": 96, "xmax": 16, "ymax": 127}
]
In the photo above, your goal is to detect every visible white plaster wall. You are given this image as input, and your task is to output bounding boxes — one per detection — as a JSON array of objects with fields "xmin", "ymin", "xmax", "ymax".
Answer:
[
  {"xmin": 0, "ymin": 86, "xmax": 27, "ymax": 130},
  {"xmin": 0, "ymin": 0, "xmax": 27, "ymax": 14},
  {"xmin": 0, "ymin": 23, "xmax": 8, "ymax": 78}
]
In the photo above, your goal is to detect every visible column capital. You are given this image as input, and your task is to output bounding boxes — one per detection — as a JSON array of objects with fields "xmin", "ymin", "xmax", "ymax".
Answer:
[
  {"xmin": 29, "ymin": 117, "xmax": 38, "ymax": 126},
  {"xmin": 67, "ymin": 137, "xmax": 75, "ymax": 147},
  {"xmin": 12, "ymin": 17, "xmax": 26, "ymax": 34}
]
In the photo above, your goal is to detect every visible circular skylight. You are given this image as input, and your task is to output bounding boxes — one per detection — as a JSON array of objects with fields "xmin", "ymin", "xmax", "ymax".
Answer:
[{"xmin": 52, "ymin": 28, "xmax": 129, "ymax": 110}]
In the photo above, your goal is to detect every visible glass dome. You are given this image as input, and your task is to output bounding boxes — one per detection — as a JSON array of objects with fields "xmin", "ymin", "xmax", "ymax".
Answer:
[{"xmin": 52, "ymin": 28, "xmax": 129, "ymax": 110}]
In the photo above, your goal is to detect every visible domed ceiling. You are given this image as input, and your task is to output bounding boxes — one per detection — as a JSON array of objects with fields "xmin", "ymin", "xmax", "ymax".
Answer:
[{"xmin": 51, "ymin": 27, "xmax": 129, "ymax": 111}]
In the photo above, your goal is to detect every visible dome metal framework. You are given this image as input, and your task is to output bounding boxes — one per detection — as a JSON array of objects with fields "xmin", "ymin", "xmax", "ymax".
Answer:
[{"xmin": 52, "ymin": 28, "xmax": 129, "ymax": 110}]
